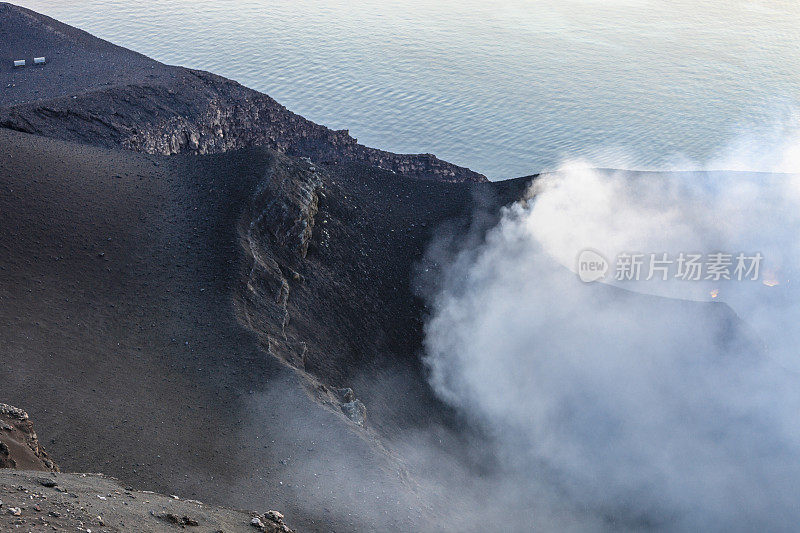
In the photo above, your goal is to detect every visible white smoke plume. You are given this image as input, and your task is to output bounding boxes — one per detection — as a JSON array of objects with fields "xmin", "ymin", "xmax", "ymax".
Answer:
[{"xmin": 423, "ymin": 128, "xmax": 800, "ymax": 530}]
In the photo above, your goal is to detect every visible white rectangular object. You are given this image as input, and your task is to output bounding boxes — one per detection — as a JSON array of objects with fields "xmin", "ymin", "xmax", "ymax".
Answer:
[
  {"xmin": 13, "ymin": 59, "xmax": 25, "ymax": 67},
  {"xmin": 33, "ymin": 57, "xmax": 45, "ymax": 65}
]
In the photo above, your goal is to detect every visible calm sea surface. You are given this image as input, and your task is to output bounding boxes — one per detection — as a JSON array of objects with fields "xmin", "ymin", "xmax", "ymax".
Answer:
[{"xmin": 13, "ymin": 0, "xmax": 800, "ymax": 179}]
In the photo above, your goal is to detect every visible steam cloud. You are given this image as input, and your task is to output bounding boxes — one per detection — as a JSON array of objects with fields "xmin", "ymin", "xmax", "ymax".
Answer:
[{"xmin": 423, "ymin": 131, "xmax": 800, "ymax": 530}]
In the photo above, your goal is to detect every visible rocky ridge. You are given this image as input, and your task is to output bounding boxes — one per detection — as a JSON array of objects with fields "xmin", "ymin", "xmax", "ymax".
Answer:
[
  {"xmin": 1, "ymin": 69, "xmax": 486, "ymax": 183},
  {"xmin": 236, "ymin": 152, "xmax": 376, "ymax": 427}
]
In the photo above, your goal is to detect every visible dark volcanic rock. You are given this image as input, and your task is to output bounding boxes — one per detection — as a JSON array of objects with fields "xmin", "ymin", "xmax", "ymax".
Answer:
[
  {"xmin": 0, "ymin": 126, "xmax": 511, "ymax": 531},
  {"xmin": 0, "ymin": 403, "xmax": 58, "ymax": 472},
  {"xmin": 0, "ymin": 5, "xmax": 530, "ymax": 531}
]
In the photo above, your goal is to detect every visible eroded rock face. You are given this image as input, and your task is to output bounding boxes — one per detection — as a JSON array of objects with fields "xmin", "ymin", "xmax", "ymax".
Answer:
[
  {"xmin": 0, "ymin": 69, "xmax": 487, "ymax": 183},
  {"xmin": 237, "ymin": 153, "xmax": 373, "ymax": 428},
  {"xmin": 239, "ymin": 152, "xmax": 323, "ymax": 362},
  {"xmin": 0, "ymin": 403, "xmax": 58, "ymax": 472}
]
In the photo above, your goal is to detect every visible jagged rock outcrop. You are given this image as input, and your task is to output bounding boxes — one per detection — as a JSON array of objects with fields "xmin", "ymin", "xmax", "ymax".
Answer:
[
  {"xmin": 341, "ymin": 399, "xmax": 368, "ymax": 426},
  {"xmin": 251, "ymin": 510, "xmax": 293, "ymax": 532},
  {"xmin": 333, "ymin": 388, "xmax": 367, "ymax": 425},
  {"xmin": 239, "ymin": 152, "xmax": 324, "ymax": 365},
  {"xmin": 0, "ymin": 403, "xmax": 58, "ymax": 472},
  {"xmin": 237, "ymin": 152, "xmax": 376, "ymax": 430}
]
